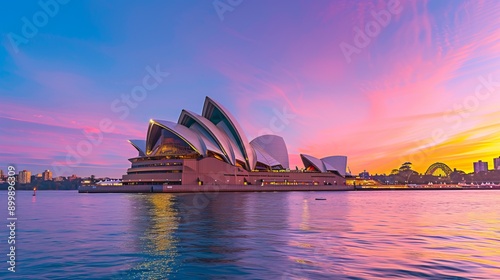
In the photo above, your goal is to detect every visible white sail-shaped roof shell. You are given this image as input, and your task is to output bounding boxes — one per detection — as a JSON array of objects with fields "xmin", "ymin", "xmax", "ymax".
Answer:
[
  {"xmin": 300, "ymin": 154, "xmax": 326, "ymax": 172},
  {"xmin": 128, "ymin": 139, "xmax": 146, "ymax": 157},
  {"xmin": 202, "ymin": 97, "xmax": 256, "ymax": 171},
  {"xmin": 321, "ymin": 156, "xmax": 348, "ymax": 176},
  {"xmin": 191, "ymin": 124, "xmax": 225, "ymax": 157},
  {"xmin": 250, "ymin": 135, "xmax": 289, "ymax": 169},
  {"xmin": 178, "ymin": 110, "xmax": 236, "ymax": 165},
  {"xmin": 323, "ymin": 162, "xmax": 338, "ymax": 173},
  {"xmin": 215, "ymin": 121, "xmax": 246, "ymax": 164},
  {"xmin": 253, "ymin": 145, "xmax": 282, "ymax": 168},
  {"xmin": 146, "ymin": 119, "xmax": 205, "ymax": 156}
]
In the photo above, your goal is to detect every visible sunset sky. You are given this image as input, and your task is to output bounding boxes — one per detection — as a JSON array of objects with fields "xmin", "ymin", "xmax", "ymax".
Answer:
[{"xmin": 1, "ymin": 0, "xmax": 499, "ymax": 177}]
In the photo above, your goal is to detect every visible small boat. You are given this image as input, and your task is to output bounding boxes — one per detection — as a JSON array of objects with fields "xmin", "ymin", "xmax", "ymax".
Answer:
[{"xmin": 315, "ymin": 198, "xmax": 326, "ymax": 200}]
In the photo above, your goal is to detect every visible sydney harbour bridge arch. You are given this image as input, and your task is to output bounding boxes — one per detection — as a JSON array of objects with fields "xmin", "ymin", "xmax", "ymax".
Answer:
[{"xmin": 425, "ymin": 162, "xmax": 453, "ymax": 177}]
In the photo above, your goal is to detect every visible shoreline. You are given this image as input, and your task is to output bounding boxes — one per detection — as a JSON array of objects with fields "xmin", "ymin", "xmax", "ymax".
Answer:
[
  {"xmin": 77, "ymin": 184, "xmax": 500, "ymax": 193},
  {"xmin": 78, "ymin": 184, "xmax": 354, "ymax": 193}
]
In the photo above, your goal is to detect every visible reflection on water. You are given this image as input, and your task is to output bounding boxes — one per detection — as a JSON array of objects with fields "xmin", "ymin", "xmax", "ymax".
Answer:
[
  {"xmin": 0, "ymin": 190, "xmax": 499, "ymax": 279},
  {"xmin": 122, "ymin": 194, "xmax": 179, "ymax": 279}
]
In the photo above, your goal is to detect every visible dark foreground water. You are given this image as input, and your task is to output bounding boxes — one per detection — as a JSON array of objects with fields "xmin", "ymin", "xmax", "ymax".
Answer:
[{"xmin": 0, "ymin": 190, "xmax": 499, "ymax": 279}]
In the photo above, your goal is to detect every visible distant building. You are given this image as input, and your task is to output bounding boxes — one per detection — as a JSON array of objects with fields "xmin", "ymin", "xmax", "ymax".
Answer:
[
  {"xmin": 54, "ymin": 176, "xmax": 65, "ymax": 182},
  {"xmin": 19, "ymin": 170, "xmax": 32, "ymax": 184},
  {"xmin": 81, "ymin": 178, "xmax": 92, "ymax": 185},
  {"xmin": 473, "ymin": 160, "xmax": 488, "ymax": 173},
  {"xmin": 42, "ymin": 170, "xmax": 53, "ymax": 181},
  {"xmin": 0, "ymin": 169, "xmax": 3, "ymax": 179},
  {"xmin": 359, "ymin": 170, "xmax": 370, "ymax": 179},
  {"xmin": 494, "ymin": 157, "xmax": 500, "ymax": 170},
  {"xmin": 69, "ymin": 174, "xmax": 78, "ymax": 181}
]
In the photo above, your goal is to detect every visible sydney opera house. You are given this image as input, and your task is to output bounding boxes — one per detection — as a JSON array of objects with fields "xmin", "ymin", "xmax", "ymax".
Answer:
[{"xmin": 95, "ymin": 97, "xmax": 350, "ymax": 193}]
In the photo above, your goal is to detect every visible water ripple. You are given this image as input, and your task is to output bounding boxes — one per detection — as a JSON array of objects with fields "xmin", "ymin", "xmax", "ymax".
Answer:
[{"xmin": 0, "ymin": 190, "xmax": 499, "ymax": 279}]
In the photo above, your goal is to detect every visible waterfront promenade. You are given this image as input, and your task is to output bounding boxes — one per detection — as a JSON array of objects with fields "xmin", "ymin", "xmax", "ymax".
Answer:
[
  {"xmin": 78, "ymin": 183, "xmax": 500, "ymax": 193},
  {"xmin": 78, "ymin": 184, "xmax": 354, "ymax": 193}
]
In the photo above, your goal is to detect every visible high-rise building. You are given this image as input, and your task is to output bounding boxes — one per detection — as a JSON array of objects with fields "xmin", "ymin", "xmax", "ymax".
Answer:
[
  {"xmin": 473, "ymin": 160, "xmax": 488, "ymax": 173},
  {"xmin": 494, "ymin": 157, "xmax": 500, "ymax": 170},
  {"xmin": 42, "ymin": 170, "xmax": 53, "ymax": 181},
  {"xmin": 19, "ymin": 170, "xmax": 32, "ymax": 184},
  {"xmin": 0, "ymin": 169, "xmax": 4, "ymax": 179}
]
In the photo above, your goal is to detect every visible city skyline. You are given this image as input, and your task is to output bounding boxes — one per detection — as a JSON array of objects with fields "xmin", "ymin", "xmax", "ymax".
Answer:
[
  {"xmin": 4, "ymin": 154, "xmax": 500, "ymax": 179},
  {"xmin": 1, "ymin": 0, "xmax": 500, "ymax": 177}
]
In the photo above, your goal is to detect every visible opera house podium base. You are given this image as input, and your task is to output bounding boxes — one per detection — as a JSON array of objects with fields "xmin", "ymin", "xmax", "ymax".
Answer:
[{"xmin": 78, "ymin": 183, "xmax": 354, "ymax": 193}]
